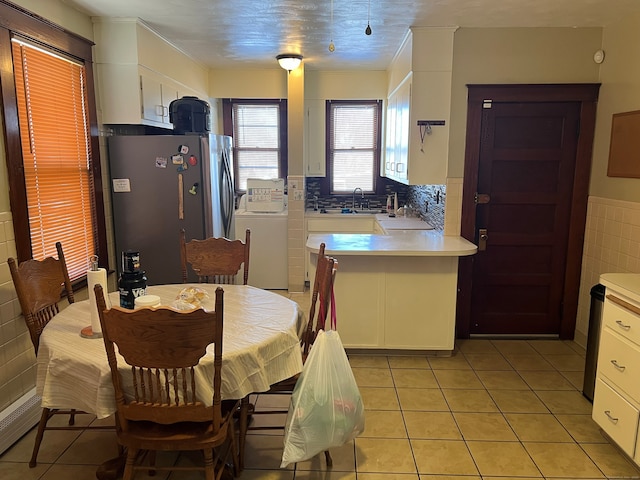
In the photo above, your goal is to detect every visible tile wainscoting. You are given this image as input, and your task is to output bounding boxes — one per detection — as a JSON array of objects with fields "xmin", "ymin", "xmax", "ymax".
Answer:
[
  {"xmin": 0, "ymin": 211, "xmax": 36, "ymax": 413},
  {"xmin": 576, "ymin": 196, "xmax": 640, "ymax": 346}
]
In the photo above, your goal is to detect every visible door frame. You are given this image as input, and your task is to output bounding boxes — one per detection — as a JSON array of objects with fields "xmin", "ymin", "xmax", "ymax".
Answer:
[{"xmin": 456, "ymin": 84, "xmax": 600, "ymax": 339}]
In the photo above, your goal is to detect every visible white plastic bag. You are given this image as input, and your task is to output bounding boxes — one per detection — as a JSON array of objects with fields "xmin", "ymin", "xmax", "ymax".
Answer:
[{"xmin": 280, "ymin": 329, "xmax": 365, "ymax": 467}]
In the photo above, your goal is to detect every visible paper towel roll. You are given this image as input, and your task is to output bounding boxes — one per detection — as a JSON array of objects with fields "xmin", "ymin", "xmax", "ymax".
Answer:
[{"xmin": 87, "ymin": 268, "xmax": 109, "ymax": 334}]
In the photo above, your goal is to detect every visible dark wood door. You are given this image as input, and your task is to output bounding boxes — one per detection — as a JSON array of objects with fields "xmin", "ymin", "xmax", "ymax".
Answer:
[
  {"xmin": 472, "ymin": 101, "xmax": 579, "ymax": 335},
  {"xmin": 457, "ymin": 84, "xmax": 600, "ymax": 338}
]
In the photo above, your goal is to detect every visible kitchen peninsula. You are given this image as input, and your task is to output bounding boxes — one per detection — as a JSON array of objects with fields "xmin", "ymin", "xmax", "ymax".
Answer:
[{"xmin": 307, "ymin": 223, "xmax": 476, "ymax": 353}]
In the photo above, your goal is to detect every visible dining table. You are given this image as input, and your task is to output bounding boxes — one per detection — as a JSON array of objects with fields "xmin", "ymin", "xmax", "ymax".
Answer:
[
  {"xmin": 37, "ymin": 284, "xmax": 305, "ymax": 417},
  {"xmin": 35, "ymin": 284, "xmax": 305, "ymax": 479}
]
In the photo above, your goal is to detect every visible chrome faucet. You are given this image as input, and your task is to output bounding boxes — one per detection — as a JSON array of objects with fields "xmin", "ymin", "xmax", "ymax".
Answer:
[{"xmin": 352, "ymin": 187, "xmax": 364, "ymax": 210}]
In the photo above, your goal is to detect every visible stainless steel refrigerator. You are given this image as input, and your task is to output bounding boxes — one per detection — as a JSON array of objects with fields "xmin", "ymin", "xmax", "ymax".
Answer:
[{"xmin": 107, "ymin": 134, "xmax": 234, "ymax": 285}]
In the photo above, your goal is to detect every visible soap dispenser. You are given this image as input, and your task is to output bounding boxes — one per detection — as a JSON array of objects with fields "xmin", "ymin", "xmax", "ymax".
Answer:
[{"xmin": 387, "ymin": 195, "xmax": 395, "ymax": 217}]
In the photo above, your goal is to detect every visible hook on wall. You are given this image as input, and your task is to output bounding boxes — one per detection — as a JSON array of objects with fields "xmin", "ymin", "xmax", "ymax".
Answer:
[{"xmin": 417, "ymin": 120, "xmax": 446, "ymax": 152}]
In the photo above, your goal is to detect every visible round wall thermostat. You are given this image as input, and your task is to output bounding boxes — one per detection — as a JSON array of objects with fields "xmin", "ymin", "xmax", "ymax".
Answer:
[{"xmin": 593, "ymin": 50, "xmax": 605, "ymax": 64}]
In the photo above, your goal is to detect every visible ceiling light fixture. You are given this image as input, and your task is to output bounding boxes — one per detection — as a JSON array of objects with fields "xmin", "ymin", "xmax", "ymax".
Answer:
[{"xmin": 276, "ymin": 54, "xmax": 303, "ymax": 72}]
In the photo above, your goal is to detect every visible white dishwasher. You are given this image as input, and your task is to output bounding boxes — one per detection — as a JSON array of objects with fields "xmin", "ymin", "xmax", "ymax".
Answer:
[{"xmin": 234, "ymin": 179, "xmax": 288, "ymax": 289}]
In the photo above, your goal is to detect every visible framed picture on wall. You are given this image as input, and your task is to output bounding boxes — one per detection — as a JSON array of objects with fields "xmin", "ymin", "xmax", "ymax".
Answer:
[{"xmin": 607, "ymin": 110, "xmax": 640, "ymax": 178}]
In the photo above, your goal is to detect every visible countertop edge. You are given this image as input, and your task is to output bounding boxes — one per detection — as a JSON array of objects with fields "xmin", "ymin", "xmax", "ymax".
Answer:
[
  {"xmin": 600, "ymin": 273, "xmax": 640, "ymax": 303},
  {"xmin": 307, "ymin": 232, "xmax": 477, "ymax": 257}
]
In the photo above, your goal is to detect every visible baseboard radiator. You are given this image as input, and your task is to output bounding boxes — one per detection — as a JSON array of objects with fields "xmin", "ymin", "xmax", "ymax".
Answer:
[{"xmin": 0, "ymin": 388, "xmax": 40, "ymax": 455}]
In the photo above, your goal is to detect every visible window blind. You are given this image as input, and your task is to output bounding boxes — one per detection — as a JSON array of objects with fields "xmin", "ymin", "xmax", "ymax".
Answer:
[
  {"xmin": 12, "ymin": 39, "xmax": 96, "ymax": 281},
  {"xmin": 329, "ymin": 102, "xmax": 380, "ymax": 193},
  {"xmin": 232, "ymin": 103, "xmax": 281, "ymax": 191}
]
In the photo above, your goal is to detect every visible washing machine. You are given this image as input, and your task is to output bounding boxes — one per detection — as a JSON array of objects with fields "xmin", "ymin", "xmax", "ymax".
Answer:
[{"xmin": 234, "ymin": 179, "xmax": 288, "ymax": 289}]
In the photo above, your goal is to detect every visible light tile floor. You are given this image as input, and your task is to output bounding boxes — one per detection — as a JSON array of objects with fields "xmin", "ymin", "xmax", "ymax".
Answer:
[{"xmin": 2, "ymin": 290, "xmax": 640, "ymax": 479}]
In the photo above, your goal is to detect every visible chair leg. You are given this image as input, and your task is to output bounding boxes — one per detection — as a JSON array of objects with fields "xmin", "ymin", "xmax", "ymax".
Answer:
[
  {"xmin": 122, "ymin": 448, "xmax": 138, "ymax": 480},
  {"xmin": 203, "ymin": 448, "xmax": 215, "ymax": 480},
  {"xmin": 147, "ymin": 450, "xmax": 156, "ymax": 476},
  {"xmin": 324, "ymin": 449, "xmax": 333, "ymax": 467},
  {"xmin": 68, "ymin": 408, "xmax": 76, "ymax": 426},
  {"xmin": 237, "ymin": 396, "xmax": 250, "ymax": 472},
  {"xmin": 29, "ymin": 407, "xmax": 52, "ymax": 467}
]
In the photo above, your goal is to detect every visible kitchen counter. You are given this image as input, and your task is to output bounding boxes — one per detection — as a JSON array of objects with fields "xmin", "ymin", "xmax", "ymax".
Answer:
[
  {"xmin": 305, "ymin": 209, "xmax": 434, "ymax": 231},
  {"xmin": 600, "ymin": 273, "xmax": 640, "ymax": 302},
  {"xmin": 374, "ymin": 213, "xmax": 434, "ymax": 231},
  {"xmin": 306, "ymin": 228, "xmax": 477, "ymax": 353},
  {"xmin": 306, "ymin": 230, "xmax": 476, "ymax": 257}
]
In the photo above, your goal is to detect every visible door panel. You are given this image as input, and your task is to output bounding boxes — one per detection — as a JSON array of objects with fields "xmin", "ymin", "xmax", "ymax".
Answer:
[{"xmin": 470, "ymin": 101, "xmax": 580, "ymax": 335}]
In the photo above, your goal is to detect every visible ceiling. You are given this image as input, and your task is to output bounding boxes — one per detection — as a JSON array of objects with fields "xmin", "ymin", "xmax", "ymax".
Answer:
[{"xmin": 61, "ymin": 0, "xmax": 640, "ymax": 70}]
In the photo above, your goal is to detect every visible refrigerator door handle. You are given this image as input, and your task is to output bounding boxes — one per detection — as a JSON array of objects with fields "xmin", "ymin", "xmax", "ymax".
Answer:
[{"xmin": 220, "ymin": 150, "xmax": 234, "ymax": 238}]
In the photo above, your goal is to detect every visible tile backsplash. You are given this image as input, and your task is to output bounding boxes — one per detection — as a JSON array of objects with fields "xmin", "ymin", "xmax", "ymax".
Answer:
[{"xmin": 304, "ymin": 178, "xmax": 445, "ymax": 230}]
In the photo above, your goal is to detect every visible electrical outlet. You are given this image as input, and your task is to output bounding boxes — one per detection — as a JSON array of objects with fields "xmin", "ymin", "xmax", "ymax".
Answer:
[{"xmin": 293, "ymin": 190, "xmax": 305, "ymax": 201}]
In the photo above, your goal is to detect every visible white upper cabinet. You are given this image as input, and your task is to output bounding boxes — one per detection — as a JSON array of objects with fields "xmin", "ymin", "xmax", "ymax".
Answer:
[
  {"xmin": 140, "ymin": 73, "xmax": 179, "ymax": 125},
  {"xmin": 385, "ymin": 75, "xmax": 411, "ymax": 184},
  {"xmin": 93, "ymin": 18, "xmax": 208, "ymax": 128},
  {"xmin": 384, "ymin": 27, "xmax": 456, "ymax": 185}
]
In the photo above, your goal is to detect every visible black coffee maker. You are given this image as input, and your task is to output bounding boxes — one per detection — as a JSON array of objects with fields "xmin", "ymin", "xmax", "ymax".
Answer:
[{"xmin": 118, "ymin": 250, "xmax": 147, "ymax": 309}]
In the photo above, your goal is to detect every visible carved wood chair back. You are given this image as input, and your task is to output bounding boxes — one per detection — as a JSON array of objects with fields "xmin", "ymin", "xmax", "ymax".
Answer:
[
  {"xmin": 180, "ymin": 228, "xmax": 250, "ymax": 285},
  {"xmin": 8, "ymin": 241, "xmax": 74, "ymax": 354},
  {"xmin": 95, "ymin": 284, "xmax": 238, "ymax": 479},
  {"xmin": 8, "ymin": 242, "xmax": 112, "ymax": 468}
]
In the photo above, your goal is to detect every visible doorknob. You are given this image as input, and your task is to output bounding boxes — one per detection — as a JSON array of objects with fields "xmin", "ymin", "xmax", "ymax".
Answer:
[{"xmin": 478, "ymin": 228, "xmax": 488, "ymax": 251}]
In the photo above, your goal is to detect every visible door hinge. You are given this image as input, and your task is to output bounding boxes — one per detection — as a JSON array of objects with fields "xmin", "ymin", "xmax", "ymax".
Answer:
[{"xmin": 483, "ymin": 99, "xmax": 492, "ymax": 109}]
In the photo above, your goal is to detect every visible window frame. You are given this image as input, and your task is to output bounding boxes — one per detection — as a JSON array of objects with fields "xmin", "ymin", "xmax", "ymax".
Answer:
[
  {"xmin": 222, "ymin": 98, "xmax": 288, "ymax": 194},
  {"xmin": 320, "ymin": 99, "xmax": 384, "ymax": 196},
  {"xmin": 0, "ymin": 1, "xmax": 108, "ymax": 276}
]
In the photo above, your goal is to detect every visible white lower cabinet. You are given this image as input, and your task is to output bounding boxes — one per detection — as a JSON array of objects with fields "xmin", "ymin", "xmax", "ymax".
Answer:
[
  {"xmin": 308, "ymin": 252, "xmax": 457, "ymax": 351},
  {"xmin": 593, "ymin": 274, "xmax": 640, "ymax": 465},
  {"xmin": 593, "ymin": 378, "xmax": 638, "ymax": 458},
  {"xmin": 598, "ymin": 328, "xmax": 640, "ymax": 400}
]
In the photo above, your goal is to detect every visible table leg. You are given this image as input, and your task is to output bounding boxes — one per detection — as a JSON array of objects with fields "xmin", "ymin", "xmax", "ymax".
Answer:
[{"xmin": 237, "ymin": 396, "xmax": 254, "ymax": 472}]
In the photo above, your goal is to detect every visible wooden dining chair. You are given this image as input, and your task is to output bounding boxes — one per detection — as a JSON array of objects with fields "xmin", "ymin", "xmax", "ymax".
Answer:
[
  {"xmin": 237, "ymin": 243, "xmax": 337, "ymax": 469},
  {"xmin": 180, "ymin": 228, "xmax": 250, "ymax": 284},
  {"xmin": 8, "ymin": 242, "xmax": 112, "ymax": 467},
  {"xmin": 94, "ymin": 284, "xmax": 240, "ymax": 480}
]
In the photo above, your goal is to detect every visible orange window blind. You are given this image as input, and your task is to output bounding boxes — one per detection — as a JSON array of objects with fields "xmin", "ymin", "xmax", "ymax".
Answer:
[{"xmin": 12, "ymin": 39, "xmax": 96, "ymax": 281}]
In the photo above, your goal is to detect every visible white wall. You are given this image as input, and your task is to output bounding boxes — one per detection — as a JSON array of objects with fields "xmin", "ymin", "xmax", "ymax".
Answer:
[
  {"xmin": 589, "ymin": 12, "xmax": 640, "ymax": 203},
  {"xmin": 448, "ymin": 27, "xmax": 602, "ymax": 178}
]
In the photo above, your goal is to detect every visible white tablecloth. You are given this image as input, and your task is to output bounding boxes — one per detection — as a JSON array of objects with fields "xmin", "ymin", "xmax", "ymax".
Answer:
[{"xmin": 36, "ymin": 284, "xmax": 304, "ymax": 419}]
